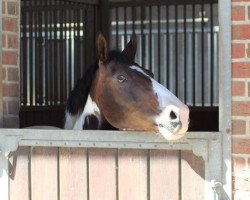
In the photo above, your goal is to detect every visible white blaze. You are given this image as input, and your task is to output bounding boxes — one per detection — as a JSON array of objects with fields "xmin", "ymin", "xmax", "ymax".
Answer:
[{"xmin": 130, "ymin": 65, "xmax": 189, "ymax": 140}]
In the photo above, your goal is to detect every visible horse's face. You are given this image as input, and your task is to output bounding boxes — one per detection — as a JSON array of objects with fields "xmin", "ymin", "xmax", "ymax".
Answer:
[{"xmin": 93, "ymin": 34, "xmax": 189, "ymax": 140}]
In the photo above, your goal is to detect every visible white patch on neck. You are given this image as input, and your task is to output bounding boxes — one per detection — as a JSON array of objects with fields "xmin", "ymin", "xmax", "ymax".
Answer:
[{"xmin": 73, "ymin": 95, "xmax": 101, "ymax": 129}]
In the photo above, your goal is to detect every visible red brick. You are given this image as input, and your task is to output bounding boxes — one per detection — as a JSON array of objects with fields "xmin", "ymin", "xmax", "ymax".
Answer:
[
  {"xmin": 233, "ymin": 101, "xmax": 250, "ymax": 116},
  {"xmin": 247, "ymin": 44, "xmax": 250, "ymax": 58},
  {"xmin": 3, "ymin": 101, "xmax": 7, "ymax": 115},
  {"xmin": 2, "ymin": 33, "xmax": 6, "ymax": 48},
  {"xmin": 2, "ymin": 50, "xmax": 18, "ymax": 65},
  {"xmin": 233, "ymin": 138, "xmax": 250, "ymax": 154},
  {"xmin": 232, "ymin": 25, "xmax": 250, "ymax": 40},
  {"xmin": 7, "ymin": 67, "xmax": 19, "ymax": 81},
  {"xmin": 2, "ymin": 67, "xmax": 6, "ymax": 81},
  {"xmin": 2, "ymin": 1, "xmax": 5, "ymax": 15},
  {"xmin": 3, "ymin": 18, "xmax": 18, "ymax": 32},
  {"xmin": 3, "ymin": 83, "xmax": 19, "ymax": 97},
  {"xmin": 232, "ymin": 62, "xmax": 250, "ymax": 78},
  {"xmin": 7, "ymin": 34, "xmax": 18, "ymax": 49},
  {"xmin": 232, "ymin": 43, "xmax": 245, "ymax": 59},
  {"xmin": 233, "ymin": 176, "xmax": 250, "ymax": 191},
  {"xmin": 7, "ymin": 2, "xmax": 18, "ymax": 15},
  {"xmin": 232, "ymin": 81, "xmax": 245, "ymax": 96},
  {"xmin": 3, "ymin": 116, "xmax": 19, "ymax": 128},
  {"xmin": 234, "ymin": 192, "xmax": 250, "ymax": 200},
  {"xmin": 233, "ymin": 157, "xmax": 246, "ymax": 173},
  {"xmin": 232, "ymin": 120, "xmax": 246, "ymax": 135},
  {"xmin": 232, "ymin": 6, "xmax": 245, "ymax": 21},
  {"xmin": 233, "ymin": 0, "xmax": 250, "ymax": 1},
  {"xmin": 7, "ymin": 100, "xmax": 20, "ymax": 115},
  {"xmin": 248, "ymin": 82, "xmax": 250, "ymax": 97},
  {"xmin": 249, "ymin": 6, "xmax": 250, "ymax": 20}
]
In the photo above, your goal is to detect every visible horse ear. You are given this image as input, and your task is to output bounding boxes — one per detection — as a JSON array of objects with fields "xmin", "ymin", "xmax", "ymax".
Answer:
[
  {"xmin": 122, "ymin": 34, "xmax": 137, "ymax": 62},
  {"xmin": 97, "ymin": 33, "xmax": 108, "ymax": 62}
]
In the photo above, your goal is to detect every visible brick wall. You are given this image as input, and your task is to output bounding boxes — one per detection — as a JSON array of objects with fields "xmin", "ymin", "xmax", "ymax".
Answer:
[
  {"xmin": 1, "ymin": 0, "xmax": 20, "ymax": 128},
  {"xmin": 232, "ymin": 0, "xmax": 250, "ymax": 199},
  {"xmin": 0, "ymin": 0, "xmax": 249, "ymax": 198}
]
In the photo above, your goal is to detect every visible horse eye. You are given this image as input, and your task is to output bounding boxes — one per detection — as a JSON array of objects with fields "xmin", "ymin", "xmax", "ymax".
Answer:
[{"xmin": 117, "ymin": 75, "xmax": 126, "ymax": 83}]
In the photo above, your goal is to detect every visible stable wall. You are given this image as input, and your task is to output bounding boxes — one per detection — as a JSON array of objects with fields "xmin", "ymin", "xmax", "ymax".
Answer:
[
  {"xmin": 1, "ymin": 0, "xmax": 250, "ymax": 199},
  {"xmin": 1, "ymin": 0, "xmax": 20, "ymax": 128},
  {"xmin": 231, "ymin": 0, "xmax": 250, "ymax": 199}
]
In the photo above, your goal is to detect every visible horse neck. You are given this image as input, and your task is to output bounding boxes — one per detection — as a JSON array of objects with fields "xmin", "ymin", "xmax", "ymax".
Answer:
[{"xmin": 88, "ymin": 71, "xmax": 117, "ymax": 130}]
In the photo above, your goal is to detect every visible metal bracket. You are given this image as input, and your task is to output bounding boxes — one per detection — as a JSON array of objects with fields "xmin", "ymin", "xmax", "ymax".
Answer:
[
  {"xmin": 185, "ymin": 132, "xmax": 220, "ymax": 162},
  {"xmin": 186, "ymin": 132, "xmax": 224, "ymax": 200},
  {"xmin": 211, "ymin": 179, "xmax": 223, "ymax": 191},
  {"xmin": 0, "ymin": 134, "xmax": 23, "ymax": 176},
  {"xmin": 0, "ymin": 134, "xmax": 22, "ymax": 157},
  {"xmin": 187, "ymin": 138, "xmax": 209, "ymax": 161}
]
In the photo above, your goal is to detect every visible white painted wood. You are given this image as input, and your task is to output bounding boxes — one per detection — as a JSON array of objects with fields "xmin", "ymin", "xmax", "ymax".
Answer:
[
  {"xmin": 0, "ymin": 129, "xmax": 229, "ymax": 200},
  {"xmin": 219, "ymin": 0, "xmax": 232, "ymax": 199},
  {"xmin": 0, "ymin": 155, "xmax": 9, "ymax": 200}
]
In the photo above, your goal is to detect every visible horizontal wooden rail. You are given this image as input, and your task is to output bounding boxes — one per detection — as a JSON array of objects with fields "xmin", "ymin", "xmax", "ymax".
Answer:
[
  {"xmin": 0, "ymin": 129, "xmax": 221, "ymax": 163},
  {"xmin": 0, "ymin": 129, "xmax": 226, "ymax": 200},
  {"xmin": 0, "ymin": 129, "xmax": 219, "ymax": 149}
]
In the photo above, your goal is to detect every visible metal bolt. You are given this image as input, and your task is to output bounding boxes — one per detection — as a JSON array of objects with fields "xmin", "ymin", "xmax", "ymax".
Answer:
[
  {"xmin": 211, "ymin": 180, "xmax": 222, "ymax": 191},
  {"xmin": 226, "ymin": 128, "xmax": 231, "ymax": 134}
]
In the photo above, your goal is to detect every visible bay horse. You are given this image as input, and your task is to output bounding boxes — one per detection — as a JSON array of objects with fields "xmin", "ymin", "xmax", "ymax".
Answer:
[{"xmin": 64, "ymin": 34, "xmax": 189, "ymax": 140}]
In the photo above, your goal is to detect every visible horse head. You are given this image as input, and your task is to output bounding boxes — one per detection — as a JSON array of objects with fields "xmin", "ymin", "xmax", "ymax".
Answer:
[{"xmin": 87, "ymin": 34, "xmax": 190, "ymax": 140}]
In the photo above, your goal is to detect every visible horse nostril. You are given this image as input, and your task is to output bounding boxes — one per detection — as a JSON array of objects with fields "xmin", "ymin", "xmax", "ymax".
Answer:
[
  {"xmin": 159, "ymin": 123, "xmax": 164, "ymax": 128},
  {"xmin": 170, "ymin": 111, "xmax": 177, "ymax": 120}
]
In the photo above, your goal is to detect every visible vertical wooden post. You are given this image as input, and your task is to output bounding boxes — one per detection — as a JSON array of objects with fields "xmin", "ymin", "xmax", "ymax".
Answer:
[
  {"xmin": 219, "ymin": 0, "xmax": 232, "ymax": 199},
  {"xmin": 0, "ymin": 154, "xmax": 9, "ymax": 200}
]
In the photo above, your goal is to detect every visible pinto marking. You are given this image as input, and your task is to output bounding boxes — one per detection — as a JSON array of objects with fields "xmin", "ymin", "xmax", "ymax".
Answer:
[
  {"xmin": 65, "ymin": 95, "xmax": 101, "ymax": 130},
  {"xmin": 64, "ymin": 34, "xmax": 190, "ymax": 140}
]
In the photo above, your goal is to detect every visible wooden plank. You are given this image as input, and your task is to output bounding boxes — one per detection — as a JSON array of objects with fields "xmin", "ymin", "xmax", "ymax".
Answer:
[
  {"xmin": 9, "ymin": 147, "xmax": 29, "ymax": 200},
  {"xmin": 150, "ymin": 150, "xmax": 179, "ymax": 200},
  {"xmin": 59, "ymin": 148, "xmax": 87, "ymax": 200},
  {"xmin": 31, "ymin": 147, "xmax": 58, "ymax": 200},
  {"xmin": 118, "ymin": 149, "xmax": 147, "ymax": 200},
  {"xmin": 181, "ymin": 150, "xmax": 205, "ymax": 200},
  {"xmin": 89, "ymin": 149, "xmax": 117, "ymax": 200}
]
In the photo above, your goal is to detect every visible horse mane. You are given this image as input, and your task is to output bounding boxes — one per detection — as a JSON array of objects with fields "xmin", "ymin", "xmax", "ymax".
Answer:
[
  {"xmin": 66, "ymin": 60, "xmax": 99, "ymax": 115},
  {"xmin": 66, "ymin": 50, "xmax": 138, "ymax": 116},
  {"xmin": 107, "ymin": 50, "xmax": 133, "ymax": 65}
]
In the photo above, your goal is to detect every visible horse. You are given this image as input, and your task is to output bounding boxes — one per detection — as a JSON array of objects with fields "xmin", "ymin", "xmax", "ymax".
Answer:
[{"xmin": 64, "ymin": 34, "xmax": 189, "ymax": 140}]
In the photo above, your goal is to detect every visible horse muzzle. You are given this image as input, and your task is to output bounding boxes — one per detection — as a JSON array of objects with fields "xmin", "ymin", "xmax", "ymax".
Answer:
[{"xmin": 155, "ymin": 105, "xmax": 190, "ymax": 140}]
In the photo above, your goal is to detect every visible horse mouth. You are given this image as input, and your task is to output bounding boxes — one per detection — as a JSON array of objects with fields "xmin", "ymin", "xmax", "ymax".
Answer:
[
  {"xmin": 155, "ymin": 115, "xmax": 189, "ymax": 140},
  {"xmin": 158, "ymin": 121, "xmax": 182, "ymax": 132},
  {"xmin": 156, "ymin": 123, "xmax": 185, "ymax": 140}
]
